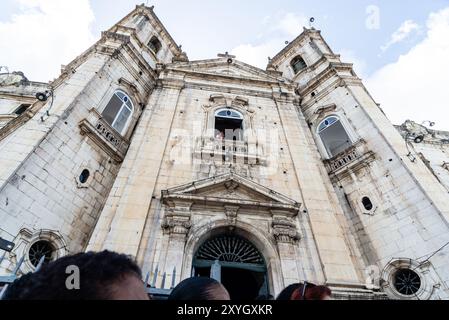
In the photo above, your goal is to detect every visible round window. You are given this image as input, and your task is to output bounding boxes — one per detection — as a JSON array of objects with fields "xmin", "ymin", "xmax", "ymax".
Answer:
[
  {"xmin": 29, "ymin": 240, "xmax": 54, "ymax": 267},
  {"xmin": 393, "ymin": 269, "xmax": 421, "ymax": 296},
  {"xmin": 79, "ymin": 169, "xmax": 90, "ymax": 184}
]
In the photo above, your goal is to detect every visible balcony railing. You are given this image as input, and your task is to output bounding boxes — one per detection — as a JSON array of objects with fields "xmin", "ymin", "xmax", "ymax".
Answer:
[
  {"xmin": 79, "ymin": 108, "xmax": 130, "ymax": 162},
  {"xmin": 194, "ymin": 137, "xmax": 265, "ymax": 165},
  {"xmin": 324, "ymin": 140, "xmax": 374, "ymax": 174}
]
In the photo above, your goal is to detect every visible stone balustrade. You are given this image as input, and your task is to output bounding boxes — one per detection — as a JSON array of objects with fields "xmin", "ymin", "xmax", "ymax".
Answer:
[
  {"xmin": 194, "ymin": 137, "xmax": 265, "ymax": 165},
  {"xmin": 324, "ymin": 140, "xmax": 374, "ymax": 175},
  {"xmin": 79, "ymin": 108, "xmax": 130, "ymax": 162}
]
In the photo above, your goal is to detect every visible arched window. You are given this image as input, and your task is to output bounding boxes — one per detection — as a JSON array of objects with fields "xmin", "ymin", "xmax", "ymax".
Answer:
[
  {"xmin": 317, "ymin": 116, "xmax": 352, "ymax": 157},
  {"xmin": 148, "ymin": 36, "xmax": 162, "ymax": 54},
  {"xmin": 102, "ymin": 90, "xmax": 134, "ymax": 135},
  {"xmin": 290, "ymin": 55, "xmax": 307, "ymax": 74},
  {"xmin": 214, "ymin": 108, "xmax": 244, "ymax": 141}
]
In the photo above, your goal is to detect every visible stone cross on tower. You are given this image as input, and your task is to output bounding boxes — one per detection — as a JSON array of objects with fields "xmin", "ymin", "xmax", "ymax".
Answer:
[{"xmin": 217, "ymin": 52, "xmax": 236, "ymax": 59}]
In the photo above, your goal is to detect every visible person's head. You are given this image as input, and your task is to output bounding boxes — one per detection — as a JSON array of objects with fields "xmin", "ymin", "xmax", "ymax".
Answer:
[
  {"xmin": 168, "ymin": 277, "xmax": 230, "ymax": 300},
  {"xmin": 2, "ymin": 250, "xmax": 149, "ymax": 300},
  {"xmin": 277, "ymin": 282, "xmax": 332, "ymax": 300}
]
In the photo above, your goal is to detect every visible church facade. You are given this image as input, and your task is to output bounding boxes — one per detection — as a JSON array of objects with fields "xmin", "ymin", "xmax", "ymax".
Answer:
[{"xmin": 1, "ymin": 5, "xmax": 449, "ymax": 300}]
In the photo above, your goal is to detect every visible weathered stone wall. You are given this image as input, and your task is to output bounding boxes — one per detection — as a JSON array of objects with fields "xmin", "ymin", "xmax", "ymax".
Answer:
[
  {"xmin": 1, "ymin": 6, "xmax": 448, "ymax": 300},
  {"xmin": 0, "ymin": 4, "xmax": 172, "ymax": 275},
  {"xmin": 272, "ymin": 28, "xmax": 449, "ymax": 299}
]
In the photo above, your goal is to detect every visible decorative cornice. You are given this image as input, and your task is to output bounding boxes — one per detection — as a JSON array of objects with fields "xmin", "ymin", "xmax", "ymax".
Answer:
[
  {"xmin": 299, "ymin": 63, "xmax": 358, "ymax": 98},
  {"xmin": 162, "ymin": 172, "xmax": 301, "ymax": 209}
]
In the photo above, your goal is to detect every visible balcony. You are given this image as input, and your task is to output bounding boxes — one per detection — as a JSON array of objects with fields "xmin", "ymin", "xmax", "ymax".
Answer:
[
  {"xmin": 324, "ymin": 140, "xmax": 375, "ymax": 176},
  {"xmin": 194, "ymin": 137, "xmax": 265, "ymax": 165},
  {"xmin": 79, "ymin": 108, "xmax": 130, "ymax": 162}
]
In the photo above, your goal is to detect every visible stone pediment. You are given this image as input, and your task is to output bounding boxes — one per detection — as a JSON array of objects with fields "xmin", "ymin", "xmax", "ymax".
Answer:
[
  {"xmin": 168, "ymin": 59, "xmax": 282, "ymax": 84},
  {"xmin": 161, "ymin": 172, "xmax": 300, "ymax": 214}
]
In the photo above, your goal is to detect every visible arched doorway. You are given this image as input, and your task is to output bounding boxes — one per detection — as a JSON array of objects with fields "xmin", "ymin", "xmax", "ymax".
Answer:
[{"xmin": 192, "ymin": 234, "xmax": 269, "ymax": 300}]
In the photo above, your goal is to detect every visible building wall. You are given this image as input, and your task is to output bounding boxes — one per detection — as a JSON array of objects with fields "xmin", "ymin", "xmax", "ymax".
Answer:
[
  {"xmin": 270, "ymin": 29, "xmax": 449, "ymax": 299},
  {"xmin": 87, "ymin": 57, "xmax": 369, "ymax": 298},
  {"xmin": 1, "ymin": 6, "xmax": 448, "ymax": 300},
  {"xmin": 0, "ymin": 4, "xmax": 173, "ymax": 275}
]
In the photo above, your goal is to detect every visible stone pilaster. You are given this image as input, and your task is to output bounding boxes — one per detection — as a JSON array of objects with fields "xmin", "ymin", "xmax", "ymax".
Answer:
[
  {"xmin": 160, "ymin": 201, "xmax": 192, "ymax": 287},
  {"xmin": 274, "ymin": 95, "xmax": 361, "ymax": 285},
  {"xmin": 86, "ymin": 80, "xmax": 184, "ymax": 256},
  {"xmin": 271, "ymin": 210, "xmax": 301, "ymax": 284}
]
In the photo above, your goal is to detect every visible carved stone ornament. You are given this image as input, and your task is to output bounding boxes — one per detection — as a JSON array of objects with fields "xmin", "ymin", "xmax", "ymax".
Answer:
[
  {"xmin": 224, "ymin": 180, "xmax": 239, "ymax": 194},
  {"xmin": 272, "ymin": 216, "xmax": 301, "ymax": 244},
  {"xmin": 161, "ymin": 202, "xmax": 193, "ymax": 238},
  {"xmin": 161, "ymin": 214, "xmax": 192, "ymax": 237},
  {"xmin": 224, "ymin": 205, "xmax": 239, "ymax": 227}
]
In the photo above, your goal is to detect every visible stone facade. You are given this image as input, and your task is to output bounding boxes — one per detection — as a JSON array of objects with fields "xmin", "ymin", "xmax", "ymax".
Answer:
[{"xmin": 1, "ymin": 5, "xmax": 448, "ymax": 300}]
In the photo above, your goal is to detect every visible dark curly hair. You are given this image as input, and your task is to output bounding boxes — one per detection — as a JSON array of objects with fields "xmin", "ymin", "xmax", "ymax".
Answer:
[{"xmin": 2, "ymin": 250, "xmax": 143, "ymax": 300}]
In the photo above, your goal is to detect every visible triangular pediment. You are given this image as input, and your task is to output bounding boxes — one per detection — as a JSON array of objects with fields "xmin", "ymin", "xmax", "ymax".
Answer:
[
  {"xmin": 168, "ymin": 58, "xmax": 281, "ymax": 83},
  {"xmin": 161, "ymin": 173, "xmax": 300, "ymax": 213}
]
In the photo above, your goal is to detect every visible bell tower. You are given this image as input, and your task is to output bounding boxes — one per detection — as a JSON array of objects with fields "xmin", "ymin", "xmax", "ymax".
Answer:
[{"xmin": 269, "ymin": 27, "xmax": 449, "ymax": 299}]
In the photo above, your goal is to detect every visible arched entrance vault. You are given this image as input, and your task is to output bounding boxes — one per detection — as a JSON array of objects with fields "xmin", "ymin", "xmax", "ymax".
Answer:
[{"xmin": 181, "ymin": 220, "xmax": 285, "ymax": 298}]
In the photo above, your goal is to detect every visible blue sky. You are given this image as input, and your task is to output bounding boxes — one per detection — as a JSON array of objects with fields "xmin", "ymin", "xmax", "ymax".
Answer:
[{"xmin": 1, "ymin": 0, "xmax": 449, "ymax": 128}]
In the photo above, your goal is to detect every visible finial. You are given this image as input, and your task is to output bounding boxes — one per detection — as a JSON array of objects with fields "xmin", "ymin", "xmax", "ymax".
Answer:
[{"xmin": 309, "ymin": 17, "xmax": 315, "ymax": 28}]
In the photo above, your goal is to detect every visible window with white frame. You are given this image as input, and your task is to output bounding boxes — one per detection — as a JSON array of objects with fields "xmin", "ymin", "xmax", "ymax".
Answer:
[
  {"xmin": 317, "ymin": 116, "xmax": 352, "ymax": 157},
  {"xmin": 214, "ymin": 108, "xmax": 244, "ymax": 141},
  {"xmin": 102, "ymin": 90, "xmax": 134, "ymax": 135}
]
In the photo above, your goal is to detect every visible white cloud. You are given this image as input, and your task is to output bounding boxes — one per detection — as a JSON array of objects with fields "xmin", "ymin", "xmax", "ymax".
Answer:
[
  {"xmin": 231, "ymin": 12, "xmax": 309, "ymax": 69},
  {"xmin": 275, "ymin": 12, "xmax": 309, "ymax": 38},
  {"xmin": 381, "ymin": 19, "xmax": 421, "ymax": 52},
  {"xmin": 231, "ymin": 40, "xmax": 283, "ymax": 69},
  {"xmin": 367, "ymin": 7, "xmax": 449, "ymax": 130},
  {"xmin": 0, "ymin": 0, "xmax": 95, "ymax": 82}
]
